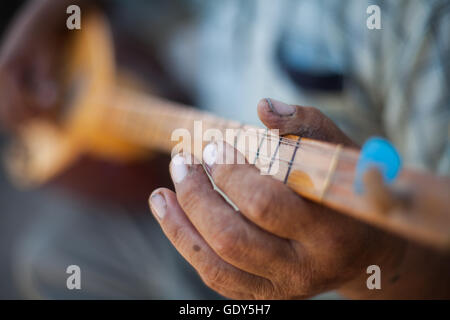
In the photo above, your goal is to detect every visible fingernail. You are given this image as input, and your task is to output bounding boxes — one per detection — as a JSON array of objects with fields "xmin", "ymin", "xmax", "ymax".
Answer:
[
  {"xmin": 149, "ymin": 192, "xmax": 167, "ymax": 219},
  {"xmin": 170, "ymin": 153, "xmax": 188, "ymax": 183},
  {"xmin": 203, "ymin": 142, "xmax": 218, "ymax": 167},
  {"xmin": 266, "ymin": 98, "xmax": 295, "ymax": 116}
]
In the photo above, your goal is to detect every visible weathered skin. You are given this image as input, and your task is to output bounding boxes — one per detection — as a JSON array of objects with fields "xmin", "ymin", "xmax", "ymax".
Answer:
[{"xmin": 150, "ymin": 99, "xmax": 450, "ymax": 299}]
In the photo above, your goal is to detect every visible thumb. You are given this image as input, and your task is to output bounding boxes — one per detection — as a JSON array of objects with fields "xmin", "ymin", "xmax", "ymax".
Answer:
[{"xmin": 257, "ymin": 98, "xmax": 358, "ymax": 148}]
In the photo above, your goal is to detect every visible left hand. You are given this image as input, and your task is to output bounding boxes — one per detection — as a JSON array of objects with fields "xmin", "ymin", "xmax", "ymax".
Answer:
[{"xmin": 148, "ymin": 99, "xmax": 405, "ymax": 299}]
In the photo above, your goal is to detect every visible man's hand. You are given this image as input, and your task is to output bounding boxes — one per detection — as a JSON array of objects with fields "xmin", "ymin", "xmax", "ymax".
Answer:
[{"xmin": 149, "ymin": 99, "xmax": 449, "ymax": 299}]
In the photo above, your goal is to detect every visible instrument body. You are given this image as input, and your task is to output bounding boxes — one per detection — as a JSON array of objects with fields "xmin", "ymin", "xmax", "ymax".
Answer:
[{"xmin": 4, "ymin": 13, "xmax": 450, "ymax": 250}]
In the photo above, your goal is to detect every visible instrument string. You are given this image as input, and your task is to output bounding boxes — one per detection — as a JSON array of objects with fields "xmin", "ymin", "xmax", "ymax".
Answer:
[{"xmin": 103, "ymin": 92, "xmax": 359, "ymax": 183}]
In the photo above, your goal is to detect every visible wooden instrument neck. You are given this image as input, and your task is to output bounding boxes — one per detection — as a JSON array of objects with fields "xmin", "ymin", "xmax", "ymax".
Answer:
[{"xmin": 99, "ymin": 85, "xmax": 359, "ymax": 202}]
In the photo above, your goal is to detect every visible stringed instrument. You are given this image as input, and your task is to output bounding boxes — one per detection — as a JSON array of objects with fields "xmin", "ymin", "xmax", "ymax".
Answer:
[{"xmin": 3, "ymin": 13, "xmax": 449, "ymax": 250}]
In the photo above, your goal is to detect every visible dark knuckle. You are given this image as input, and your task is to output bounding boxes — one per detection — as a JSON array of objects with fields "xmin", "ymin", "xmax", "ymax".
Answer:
[
  {"xmin": 202, "ymin": 265, "xmax": 228, "ymax": 287},
  {"xmin": 212, "ymin": 226, "xmax": 241, "ymax": 259},
  {"xmin": 255, "ymin": 279, "xmax": 280, "ymax": 300},
  {"xmin": 247, "ymin": 187, "xmax": 273, "ymax": 222},
  {"xmin": 171, "ymin": 224, "xmax": 188, "ymax": 247},
  {"xmin": 305, "ymin": 106, "xmax": 322, "ymax": 117}
]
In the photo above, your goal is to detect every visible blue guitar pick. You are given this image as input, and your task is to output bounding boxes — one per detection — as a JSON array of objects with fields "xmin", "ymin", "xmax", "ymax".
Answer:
[{"xmin": 354, "ymin": 137, "xmax": 402, "ymax": 194}]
